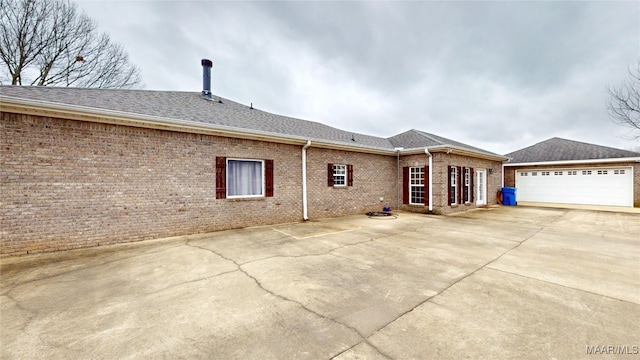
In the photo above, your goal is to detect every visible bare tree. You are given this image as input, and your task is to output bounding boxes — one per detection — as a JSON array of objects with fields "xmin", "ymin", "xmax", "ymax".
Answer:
[
  {"xmin": 0, "ymin": 0, "xmax": 142, "ymax": 88},
  {"xmin": 607, "ymin": 62, "xmax": 640, "ymax": 140}
]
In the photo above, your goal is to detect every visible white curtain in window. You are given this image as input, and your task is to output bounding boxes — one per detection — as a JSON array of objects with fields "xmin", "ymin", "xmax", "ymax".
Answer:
[{"xmin": 228, "ymin": 160, "xmax": 262, "ymax": 196}]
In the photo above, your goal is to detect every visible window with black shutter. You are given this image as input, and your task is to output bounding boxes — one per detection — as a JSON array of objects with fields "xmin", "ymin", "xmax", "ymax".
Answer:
[
  {"xmin": 328, "ymin": 163, "xmax": 353, "ymax": 187},
  {"xmin": 216, "ymin": 157, "xmax": 273, "ymax": 198}
]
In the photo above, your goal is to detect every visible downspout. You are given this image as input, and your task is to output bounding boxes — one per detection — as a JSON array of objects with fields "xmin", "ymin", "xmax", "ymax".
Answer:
[
  {"xmin": 425, "ymin": 148, "xmax": 433, "ymax": 212},
  {"xmin": 397, "ymin": 149, "xmax": 400, "ymax": 210},
  {"xmin": 501, "ymin": 158, "xmax": 512, "ymax": 189},
  {"xmin": 302, "ymin": 140, "xmax": 312, "ymax": 220},
  {"xmin": 395, "ymin": 147, "xmax": 404, "ymax": 211}
]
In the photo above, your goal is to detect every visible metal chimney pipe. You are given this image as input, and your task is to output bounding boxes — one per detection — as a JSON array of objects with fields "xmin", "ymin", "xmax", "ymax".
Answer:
[{"xmin": 201, "ymin": 59, "xmax": 213, "ymax": 100}]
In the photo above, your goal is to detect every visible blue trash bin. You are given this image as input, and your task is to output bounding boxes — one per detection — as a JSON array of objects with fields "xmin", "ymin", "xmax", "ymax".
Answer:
[{"xmin": 502, "ymin": 187, "xmax": 517, "ymax": 206}]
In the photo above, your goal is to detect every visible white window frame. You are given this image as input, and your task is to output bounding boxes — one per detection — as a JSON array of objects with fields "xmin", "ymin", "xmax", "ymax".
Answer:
[
  {"xmin": 333, "ymin": 164, "xmax": 347, "ymax": 187},
  {"xmin": 226, "ymin": 158, "xmax": 265, "ymax": 198},
  {"xmin": 409, "ymin": 167, "xmax": 425, "ymax": 205}
]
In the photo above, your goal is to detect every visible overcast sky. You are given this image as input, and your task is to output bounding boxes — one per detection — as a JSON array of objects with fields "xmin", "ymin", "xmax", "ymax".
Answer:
[{"xmin": 77, "ymin": 1, "xmax": 639, "ymax": 154}]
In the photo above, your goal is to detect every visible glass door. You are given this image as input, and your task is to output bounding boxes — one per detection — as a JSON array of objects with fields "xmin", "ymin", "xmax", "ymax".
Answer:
[{"xmin": 476, "ymin": 170, "xmax": 486, "ymax": 205}]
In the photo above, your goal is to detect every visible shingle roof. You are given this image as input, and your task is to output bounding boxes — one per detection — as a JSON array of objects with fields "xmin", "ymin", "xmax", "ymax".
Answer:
[
  {"xmin": 0, "ymin": 85, "xmax": 500, "ymax": 157},
  {"xmin": 505, "ymin": 137, "xmax": 640, "ymax": 163},
  {"xmin": 0, "ymin": 86, "xmax": 393, "ymax": 149},
  {"xmin": 388, "ymin": 129, "xmax": 503, "ymax": 157}
]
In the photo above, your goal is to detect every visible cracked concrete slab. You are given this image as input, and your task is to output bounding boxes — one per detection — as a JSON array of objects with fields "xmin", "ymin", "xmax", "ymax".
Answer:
[
  {"xmin": 3, "ymin": 271, "xmax": 361, "ymax": 359},
  {"xmin": 333, "ymin": 342, "xmax": 391, "ymax": 360},
  {"xmin": 1, "ymin": 207, "xmax": 638, "ymax": 359},
  {"xmin": 488, "ymin": 228, "xmax": 640, "ymax": 304},
  {"xmin": 187, "ymin": 226, "xmax": 372, "ymax": 265},
  {"xmin": 365, "ymin": 268, "xmax": 639, "ymax": 360},
  {"xmin": 273, "ymin": 219, "xmax": 361, "ymax": 239}
]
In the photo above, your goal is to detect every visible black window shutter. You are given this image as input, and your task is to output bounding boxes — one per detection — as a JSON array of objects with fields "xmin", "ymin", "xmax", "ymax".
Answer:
[
  {"xmin": 347, "ymin": 164, "xmax": 353, "ymax": 186},
  {"xmin": 216, "ymin": 156, "xmax": 226, "ymax": 199},
  {"xmin": 265, "ymin": 159, "xmax": 274, "ymax": 197},
  {"xmin": 457, "ymin": 166, "xmax": 463, "ymax": 204},
  {"xmin": 327, "ymin": 163, "xmax": 334, "ymax": 187},
  {"xmin": 447, "ymin": 165, "xmax": 452, "ymax": 205},
  {"xmin": 423, "ymin": 165, "xmax": 429, "ymax": 206},
  {"xmin": 402, "ymin": 167, "xmax": 409, "ymax": 204}
]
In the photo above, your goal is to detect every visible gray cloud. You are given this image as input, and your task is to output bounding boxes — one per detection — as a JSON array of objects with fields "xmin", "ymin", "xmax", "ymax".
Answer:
[{"xmin": 78, "ymin": 1, "xmax": 639, "ymax": 154}]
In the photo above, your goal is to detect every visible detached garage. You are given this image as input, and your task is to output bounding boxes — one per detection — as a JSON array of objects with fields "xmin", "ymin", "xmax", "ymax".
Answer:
[
  {"xmin": 504, "ymin": 138, "xmax": 640, "ymax": 208},
  {"xmin": 515, "ymin": 167, "xmax": 633, "ymax": 206}
]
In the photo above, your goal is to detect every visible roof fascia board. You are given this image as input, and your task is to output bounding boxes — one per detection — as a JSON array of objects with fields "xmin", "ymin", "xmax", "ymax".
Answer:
[
  {"xmin": 1, "ymin": 96, "xmax": 396, "ymax": 155},
  {"xmin": 504, "ymin": 158, "xmax": 640, "ymax": 166}
]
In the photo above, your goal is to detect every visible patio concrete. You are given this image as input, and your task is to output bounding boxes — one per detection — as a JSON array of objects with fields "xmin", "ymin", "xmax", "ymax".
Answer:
[{"xmin": 1, "ymin": 206, "xmax": 638, "ymax": 359}]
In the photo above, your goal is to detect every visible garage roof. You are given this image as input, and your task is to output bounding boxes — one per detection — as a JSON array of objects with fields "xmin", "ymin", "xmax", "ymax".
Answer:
[{"xmin": 505, "ymin": 137, "xmax": 640, "ymax": 163}]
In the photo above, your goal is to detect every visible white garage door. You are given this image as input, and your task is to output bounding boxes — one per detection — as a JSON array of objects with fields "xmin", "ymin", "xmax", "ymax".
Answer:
[{"xmin": 515, "ymin": 167, "xmax": 633, "ymax": 207}]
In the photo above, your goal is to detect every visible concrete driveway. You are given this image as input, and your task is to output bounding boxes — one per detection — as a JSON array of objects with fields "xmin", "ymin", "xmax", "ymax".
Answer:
[{"xmin": 1, "ymin": 206, "xmax": 639, "ymax": 359}]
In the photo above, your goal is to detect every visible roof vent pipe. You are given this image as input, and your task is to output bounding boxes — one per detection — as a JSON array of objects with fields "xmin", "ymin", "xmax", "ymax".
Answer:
[{"xmin": 201, "ymin": 59, "xmax": 213, "ymax": 100}]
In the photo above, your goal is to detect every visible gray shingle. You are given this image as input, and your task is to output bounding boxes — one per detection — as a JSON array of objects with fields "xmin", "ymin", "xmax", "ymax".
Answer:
[
  {"xmin": 505, "ymin": 137, "xmax": 640, "ymax": 163},
  {"xmin": 1, "ymin": 86, "xmax": 393, "ymax": 149},
  {"xmin": 388, "ymin": 129, "xmax": 503, "ymax": 157},
  {"xmin": 1, "ymin": 85, "xmax": 500, "ymax": 157}
]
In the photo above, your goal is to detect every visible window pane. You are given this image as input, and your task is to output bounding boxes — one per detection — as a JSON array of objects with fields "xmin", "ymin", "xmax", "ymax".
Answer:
[
  {"xmin": 410, "ymin": 186, "xmax": 424, "ymax": 204},
  {"xmin": 410, "ymin": 167, "xmax": 424, "ymax": 185},
  {"xmin": 333, "ymin": 164, "xmax": 346, "ymax": 186},
  {"xmin": 228, "ymin": 160, "xmax": 263, "ymax": 197}
]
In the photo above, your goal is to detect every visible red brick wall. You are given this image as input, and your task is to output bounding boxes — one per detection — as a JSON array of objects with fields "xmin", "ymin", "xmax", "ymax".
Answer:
[
  {"xmin": 305, "ymin": 148, "xmax": 397, "ymax": 218},
  {"xmin": 1, "ymin": 111, "xmax": 510, "ymax": 256},
  {"xmin": 504, "ymin": 162, "xmax": 640, "ymax": 207},
  {"xmin": 1, "ymin": 113, "xmax": 304, "ymax": 256},
  {"xmin": 398, "ymin": 153, "xmax": 503, "ymax": 214}
]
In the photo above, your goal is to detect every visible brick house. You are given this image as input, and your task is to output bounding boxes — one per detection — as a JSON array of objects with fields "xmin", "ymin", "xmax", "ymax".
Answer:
[
  {"xmin": 0, "ymin": 61, "xmax": 507, "ymax": 256},
  {"xmin": 503, "ymin": 137, "xmax": 640, "ymax": 207}
]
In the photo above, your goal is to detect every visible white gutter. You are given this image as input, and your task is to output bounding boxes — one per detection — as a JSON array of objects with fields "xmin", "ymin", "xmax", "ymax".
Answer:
[
  {"xmin": 302, "ymin": 140, "xmax": 312, "ymax": 220},
  {"xmin": 503, "ymin": 157, "xmax": 640, "ymax": 167},
  {"xmin": 424, "ymin": 148, "xmax": 433, "ymax": 211}
]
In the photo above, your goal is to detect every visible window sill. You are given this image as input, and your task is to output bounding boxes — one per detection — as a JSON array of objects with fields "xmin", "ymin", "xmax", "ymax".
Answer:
[{"xmin": 226, "ymin": 197, "xmax": 266, "ymax": 202}]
